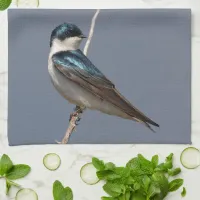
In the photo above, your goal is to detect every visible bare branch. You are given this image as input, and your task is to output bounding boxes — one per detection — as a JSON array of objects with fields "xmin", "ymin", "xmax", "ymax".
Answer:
[
  {"xmin": 83, "ymin": 9, "xmax": 100, "ymax": 55},
  {"xmin": 60, "ymin": 106, "xmax": 83, "ymax": 144},
  {"xmin": 60, "ymin": 9, "xmax": 100, "ymax": 144}
]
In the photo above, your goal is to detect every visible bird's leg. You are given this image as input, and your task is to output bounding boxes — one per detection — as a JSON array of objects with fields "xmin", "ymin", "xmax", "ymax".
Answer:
[
  {"xmin": 59, "ymin": 105, "xmax": 85, "ymax": 144},
  {"xmin": 69, "ymin": 106, "xmax": 84, "ymax": 124},
  {"xmin": 74, "ymin": 106, "xmax": 84, "ymax": 126}
]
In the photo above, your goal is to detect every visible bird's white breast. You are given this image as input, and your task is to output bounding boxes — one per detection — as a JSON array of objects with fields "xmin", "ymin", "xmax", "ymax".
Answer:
[{"xmin": 48, "ymin": 58, "xmax": 99, "ymax": 107}]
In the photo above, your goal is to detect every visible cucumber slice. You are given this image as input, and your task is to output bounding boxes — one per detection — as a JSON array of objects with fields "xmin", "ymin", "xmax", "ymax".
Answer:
[
  {"xmin": 180, "ymin": 147, "xmax": 200, "ymax": 169},
  {"xmin": 16, "ymin": 0, "xmax": 39, "ymax": 7},
  {"xmin": 15, "ymin": 189, "xmax": 38, "ymax": 200},
  {"xmin": 80, "ymin": 163, "xmax": 99, "ymax": 185},
  {"xmin": 43, "ymin": 153, "xmax": 61, "ymax": 171}
]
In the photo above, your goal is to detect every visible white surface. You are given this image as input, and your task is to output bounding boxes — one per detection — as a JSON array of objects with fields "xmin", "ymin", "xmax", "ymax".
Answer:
[{"xmin": 0, "ymin": 0, "xmax": 200, "ymax": 199}]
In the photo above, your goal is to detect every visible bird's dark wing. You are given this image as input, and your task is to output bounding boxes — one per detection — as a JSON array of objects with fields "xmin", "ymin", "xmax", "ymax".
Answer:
[
  {"xmin": 53, "ymin": 49, "xmax": 114, "ymax": 89},
  {"xmin": 52, "ymin": 49, "xmax": 159, "ymax": 128}
]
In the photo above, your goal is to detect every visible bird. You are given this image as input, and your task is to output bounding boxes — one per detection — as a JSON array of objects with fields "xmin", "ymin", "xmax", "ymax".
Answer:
[{"xmin": 48, "ymin": 23, "xmax": 159, "ymax": 132}]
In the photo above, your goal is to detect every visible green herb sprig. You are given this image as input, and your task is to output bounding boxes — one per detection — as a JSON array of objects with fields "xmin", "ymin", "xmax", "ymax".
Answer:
[
  {"xmin": 0, "ymin": 0, "xmax": 12, "ymax": 11},
  {"xmin": 0, "ymin": 154, "xmax": 31, "ymax": 195},
  {"xmin": 92, "ymin": 153, "xmax": 185, "ymax": 200},
  {"xmin": 53, "ymin": 180, "xmax": 73, "ymax": 200}
]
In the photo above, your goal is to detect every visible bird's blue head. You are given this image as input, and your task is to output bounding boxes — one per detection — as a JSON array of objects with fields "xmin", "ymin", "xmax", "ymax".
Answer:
[{"xmin": 50, "ymin": 23, "xmax": 86, "ymax": 47}]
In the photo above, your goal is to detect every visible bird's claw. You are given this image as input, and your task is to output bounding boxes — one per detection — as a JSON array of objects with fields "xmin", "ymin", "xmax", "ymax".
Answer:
[
  {"xmin": 69, "ymin": 109, "xmax": 82, "ymax": 125},
  {"xmin": 69, "ymin": 112, "xmax": 78, "ymax": 122},
  {"xmin": 75, "ymin": 117, "xmax": 81, "ymax": 125}
]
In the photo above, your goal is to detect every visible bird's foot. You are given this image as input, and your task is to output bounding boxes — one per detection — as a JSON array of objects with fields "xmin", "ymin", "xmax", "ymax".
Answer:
[
  {"xmin": 69, "ymin": 107, "xmax": 83, "ymax": 125},
  {"xmin": 69, "ymin": 112, "xmax": 79, "ymax": 122},
  {"xmin": 74, "ymin": 106, "xmax": 84, "ymax": 114},
  {"xmin": 57, "ymin": 106, "xmax": 85, "ymax": 145},
  {"xmin": 75, "ymin": 116, "xmax": 81, "ymax": 125}
]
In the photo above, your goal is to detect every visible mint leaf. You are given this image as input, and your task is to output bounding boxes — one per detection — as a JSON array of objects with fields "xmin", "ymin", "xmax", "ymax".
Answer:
[
  {"xmin": 97, "ymin": 167, "xmax": 130, "ymax": 181},
  {"xmin": 151, "ymin": 155, "xmax": 159, "ymax": 169},
  {"xmin": 92, "ymin": 157, "xmax": 105, "ymax": 171},
  {"xmin": 133, "ymin": 182, "xmax": 140, "ymax": 191},
  {"xmin": 105, "ymin": 162, "xmax": 116, "ymax": 170},
  {"xmin": 64, "ymin": 187, "xmax": 73, "ymax": 200},
  {"xmin": 127, "ymin": 158, "xmax": 148, "ymax": 177},
  {"xmin": 164, "ymin": 153, "xmax": 173, "ymax": 170},
  {"xmin": 118, "ymin": 191, "xmax": 131, "ymax": 200},
  {"xmin": 53, "ymin": 180, "xmax": 65, "ymax": 200},
  {"xmin": 131, "ymin": 192, "xmax": 146, "ymax": 200},
  {"xmin": 6, "ymin": 164, "xmax": 31, "ymax": 180},
  {"xmin": 114, "ymin": 167, "xmax": 130, "ymax": 178},
  {"xmin": 137, "ymin": 154, "xmax": 153, "ymax": 175},
  {"xmin": 154, "ymin": 163, "xmax": 168, "ymax": 173},
  {"xmin": 0, "ymin": 154, "xmax": 13, "ymax": 176},
  {"xmin": 168, "ymin": 168, "xmax": 181, "ymax": 176},
  {"xmin": 142, "ymin": 175, "xmax": 151, "ymax": 193},
  {"xmin": 138, "ymin": 154, "xmax": 151, "ymax": 166},
  {"xmin": 164, "ymin": 161, "xmax": 173, "ymax": 170},
  {"xmin": 169, "ymin": 179, "xmax": 183, "ymax": 192},
  {"xmin": 125, "ymin": 176, "xmax": 135, "ymax": 185},
  {"xmin": 166, "ymin": 153, "xmax": 173, "ymax": 162},
  {"xmin": 125, "ymin": 191, "xmax": 131, "ymax": 200},
  {"xmin": 97, "ymin": 170, "xmax": 121, "ymax": 181},
  {"xmin": 126, "ymin": 158, "xmax": 140, "ymax": 170},
  {"xmin": 109, "ymin": 178, "xmax": 127, "ymax": 185},
  {"xmin": 110, "ymin": 176, "xmax": 136, "ymax": 186},
  {"xmin": 147, "ymin": 183, "xmax": 160, "ymax": 199},
  {"xmin": 53, "ymin": 181, "xmax": 73, "ymax": 200},
  {"xmin": 101, "ymin": 197, "xmax": 117, "ymax": 200},
  {"xmin": 181, "ymin": 187, "xmax": 186, "ymax": 197},
  {"xmin": 151, "ymin": 194, "xmax": 163, "ymax": 200},
  {"xmin": 152, "ymin": 172, "xmax": 169, "ymax": 198},
  {"xmin": 103, "ymin": 182, "xmax": 126, "ymax": 197}
]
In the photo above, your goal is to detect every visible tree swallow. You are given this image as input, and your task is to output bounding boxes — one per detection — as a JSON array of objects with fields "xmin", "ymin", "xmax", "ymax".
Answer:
[{"xmin": 48, "ymin": 23, "xmax": 159, "ymax": 131}]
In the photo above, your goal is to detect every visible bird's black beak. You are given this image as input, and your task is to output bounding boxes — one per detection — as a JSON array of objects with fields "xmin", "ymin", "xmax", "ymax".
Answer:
[{"xmin": 80, "ymin": 34, "xmax": 87, "ymax": 38}]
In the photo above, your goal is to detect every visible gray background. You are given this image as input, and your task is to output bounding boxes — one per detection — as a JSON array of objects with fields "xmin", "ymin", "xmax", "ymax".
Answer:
[{"xmin": 8, "ymin": 9, "xmax": 191, "ymax": 145}]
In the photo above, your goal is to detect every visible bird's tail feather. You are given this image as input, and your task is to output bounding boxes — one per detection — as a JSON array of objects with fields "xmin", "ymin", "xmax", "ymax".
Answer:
[
  {"xmin": 133, "ymin": 117, "xmax": 159, "ymax": 132},
  {"xmin": 143, "ymin": 121, "xmax": 157, "ymax": 133},
  {"xmin": 144, "ymin": 118, "xmax": 159, "ymax": 128}
]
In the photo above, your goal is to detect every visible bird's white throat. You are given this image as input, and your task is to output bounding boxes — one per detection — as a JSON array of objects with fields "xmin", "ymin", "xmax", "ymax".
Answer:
[{"xmin": 49, "ymin": 37, "xmax": 82, "ymax": 58}]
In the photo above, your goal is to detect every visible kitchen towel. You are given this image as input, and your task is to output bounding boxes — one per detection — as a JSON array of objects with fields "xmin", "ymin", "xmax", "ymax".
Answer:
[{"xmin": 8, "ymin": 9, "xmax": 191, "ymax": 145}]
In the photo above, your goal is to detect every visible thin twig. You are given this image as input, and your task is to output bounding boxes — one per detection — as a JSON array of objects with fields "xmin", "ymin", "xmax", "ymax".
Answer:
[
  {"xmin": 60, "ymin": 9, "xmax": 100, "ymax": 144},
  {"xmin": 83, "ymin": 9, "xmax": 100, "ymax": 55},
  {"xmin": 59, "ymin": 106, "xmax": 83, "ymax": 144}
]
